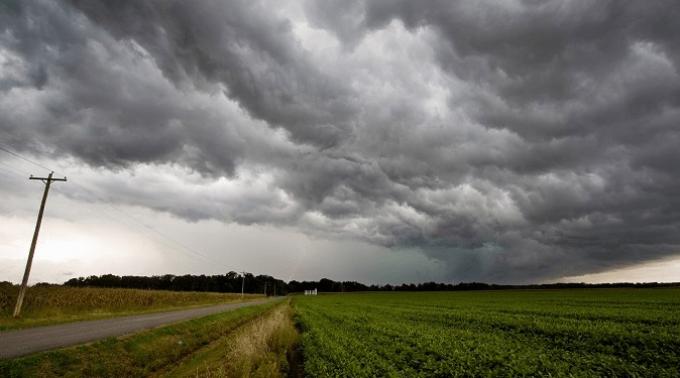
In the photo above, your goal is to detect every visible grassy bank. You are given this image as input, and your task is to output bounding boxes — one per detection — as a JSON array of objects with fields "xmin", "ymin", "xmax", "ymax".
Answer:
[
  {"xmin": 0, "ymin": 301, "xmax": 286, "ymax": 377},
  {"xmin": 294, "ymin": 289, "xmax": 680, "ymax": 377},
  {"xmin": 165, "ymin": 300, "xmax": 300, "ymax": 377},
  {"xmin": 0, "ymin": 285, "xmax": 261, "ymax": 330}
]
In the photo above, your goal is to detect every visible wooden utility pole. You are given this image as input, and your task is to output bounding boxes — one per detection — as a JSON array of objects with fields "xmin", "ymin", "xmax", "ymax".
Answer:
[
  {"xmin": 13, "ymin": 172, "xmax": 67, "ymax": 318},
  {"xmin": 241, "ymin": 271, "xmax": 246, "ymax": 299},
  {"xmin": 264, "ymin": 281, "xmax": 267, "ymax": 296}
]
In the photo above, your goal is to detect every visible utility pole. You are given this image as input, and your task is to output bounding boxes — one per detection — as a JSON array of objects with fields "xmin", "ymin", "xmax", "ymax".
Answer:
[
  {"xmin": 241, "ymin": 271, "xmax": 246, "ymax": 299},
  {"xmin": 264, "ymin": 281, "xmax": 267, "ymax": 296},
  {"xmin": 13, "ymin": 172, "xmax": 67, "ymax": 318}
]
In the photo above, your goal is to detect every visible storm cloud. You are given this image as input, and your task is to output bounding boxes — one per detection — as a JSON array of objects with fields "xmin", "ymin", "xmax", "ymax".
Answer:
[{"xmin": 1, "ymin": 0, "xmax": 680, "ymax": 283}]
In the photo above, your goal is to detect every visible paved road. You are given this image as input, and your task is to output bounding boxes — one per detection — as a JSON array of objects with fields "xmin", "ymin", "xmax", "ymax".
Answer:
[{"xmin": 0, "ymin": 298, "xmax": 276, "ymax": 359}]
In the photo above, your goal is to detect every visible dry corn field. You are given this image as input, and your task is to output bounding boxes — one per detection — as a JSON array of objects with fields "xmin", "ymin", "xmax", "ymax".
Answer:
[{"xmin": 0, "ymin": 284, "xmax": 259, "ymax": 330}]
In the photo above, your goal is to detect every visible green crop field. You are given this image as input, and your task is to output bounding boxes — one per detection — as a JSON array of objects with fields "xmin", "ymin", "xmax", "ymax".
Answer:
[{"xmin": 294, "ymin": 289, "xmax": 680, "ymax": 377}]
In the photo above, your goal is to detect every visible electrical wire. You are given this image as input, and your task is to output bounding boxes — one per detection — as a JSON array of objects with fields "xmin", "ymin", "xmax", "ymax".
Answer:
[
  {"xmin": 0, "ymin": 144, "xmax": 53, "ymax": 174},
  {"xmin": 0, "ymin": 144, "xmax": 249, "ymax": 275}
]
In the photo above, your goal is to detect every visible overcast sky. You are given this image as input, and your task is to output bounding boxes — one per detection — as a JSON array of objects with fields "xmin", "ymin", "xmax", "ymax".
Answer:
[{"xmin": 1, "ymin": 0, "xmax": 679, "ymax": 285}]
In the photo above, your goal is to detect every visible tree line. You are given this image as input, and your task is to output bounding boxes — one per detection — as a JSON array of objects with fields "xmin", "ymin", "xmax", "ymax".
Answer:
[
  {"xmin": 61, "ymin": 273, "xmax": 680, "ymax": 295},
  {"xmin": 64, "ymin": 272, "xmax": 287, "ymax": 295}
]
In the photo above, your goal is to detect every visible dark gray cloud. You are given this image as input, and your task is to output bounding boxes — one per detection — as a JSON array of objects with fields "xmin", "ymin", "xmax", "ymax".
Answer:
[
  {"xmin": 2, "ymin": 0, "xmax": 680, "ymax": 283},
  {"xmin": 70, "ymin": 0, "xmax": 357, "ymax": 148}
]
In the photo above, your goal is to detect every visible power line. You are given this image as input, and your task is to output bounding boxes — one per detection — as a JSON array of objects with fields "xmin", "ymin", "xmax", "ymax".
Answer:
[
  {"xmin": 0, "ymin": 161, "xmax": 30, "ymax": 179},
  {"xmin": 0, "ymin": 142, "xmax": 258, "ymax": 275},
  {"xmin": 49, "ymin": 179, "xmax": 239, "ymax": 271},
  {"xmin": 57, "ymin": 181, "xmax": 229, "ymax": 268},
  {"xmin": 0, "ymin": 145, "xmax": 195, "ymax": 252},
  {"xmin": 0, "ymin": 143, "xmax": 53, "ymax": 174},
  {"xmin": 50, "ymin": 187, "xmax": 213, "ymax": 265}
]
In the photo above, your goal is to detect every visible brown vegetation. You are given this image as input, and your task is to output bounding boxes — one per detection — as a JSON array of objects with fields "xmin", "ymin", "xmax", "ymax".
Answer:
[
  {"xmin": 0, "ymin": 284, "xmax": 260, "ymax": 330},
  {"xmin": 167, "ymin": 301, "xmax": 300, "ymax": 377}
]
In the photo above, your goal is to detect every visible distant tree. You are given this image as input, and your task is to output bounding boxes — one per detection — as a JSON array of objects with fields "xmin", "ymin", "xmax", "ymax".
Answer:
[{"xmin": 62, "ymin": 274, "xmax": 680, "ymax": 294}]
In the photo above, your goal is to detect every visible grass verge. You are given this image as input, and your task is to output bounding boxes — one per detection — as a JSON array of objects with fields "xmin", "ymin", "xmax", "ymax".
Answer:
[
  {"xmin": 0, "ymin": 285, "xmax": 261, "ymax": 330},
  {"xmin": 164, "ymin": 300, "xmax": 301, "ymax": 377},
  {"xmin": 0, "ymin": 301, "xmax": 281, "ymax": 377}
]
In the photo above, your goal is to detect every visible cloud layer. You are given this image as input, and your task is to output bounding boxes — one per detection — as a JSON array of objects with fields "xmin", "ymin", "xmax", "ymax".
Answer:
[{"xmin": 2, "ymin": 0, "xmax": 680, "ymax": 282}]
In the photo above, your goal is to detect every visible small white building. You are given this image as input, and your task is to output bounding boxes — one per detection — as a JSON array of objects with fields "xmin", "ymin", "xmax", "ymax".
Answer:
[{"xmin": 304, "ymin": 288, "xmax": 318, "ymax": 295}]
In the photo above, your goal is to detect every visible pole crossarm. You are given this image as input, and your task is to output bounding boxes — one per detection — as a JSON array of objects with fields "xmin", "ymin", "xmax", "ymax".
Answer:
[{"xmin": 30, "ymin": 174, "xmax": 67, "ymax": 182}]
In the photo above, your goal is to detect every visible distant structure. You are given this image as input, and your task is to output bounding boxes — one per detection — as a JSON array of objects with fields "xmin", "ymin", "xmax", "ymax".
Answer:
[{"xmin": 304, "ymin": 288, "xmax": 318, "ymax": 296}]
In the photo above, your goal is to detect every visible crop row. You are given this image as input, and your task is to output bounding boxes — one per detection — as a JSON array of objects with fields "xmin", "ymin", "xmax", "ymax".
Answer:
[{"xmin": 294, "ymin": 289, "xmax": 680, "ymax": 377}]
